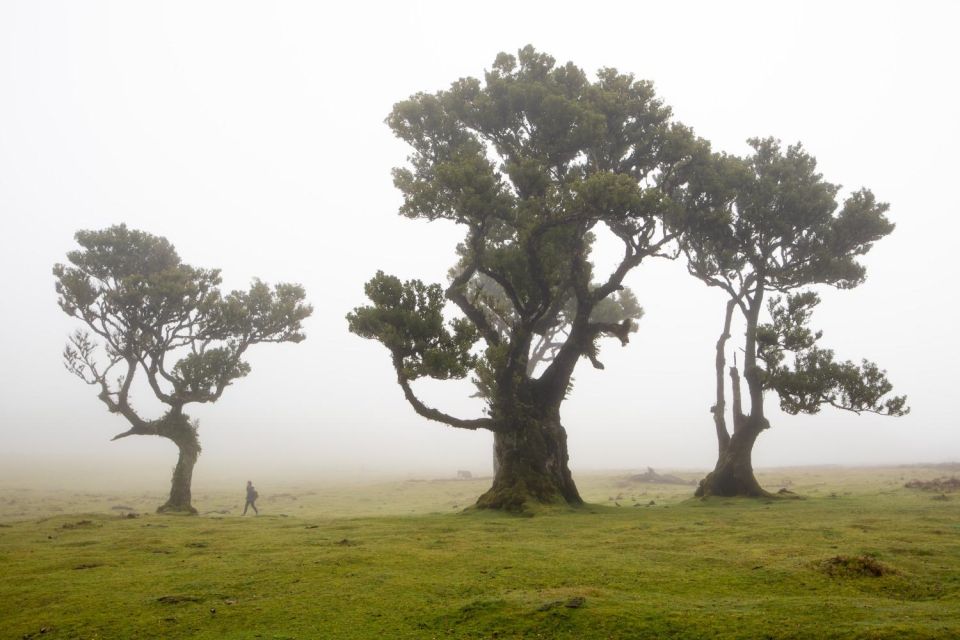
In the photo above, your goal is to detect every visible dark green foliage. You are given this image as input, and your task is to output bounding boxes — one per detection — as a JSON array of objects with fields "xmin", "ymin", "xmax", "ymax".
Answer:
[
  {"xmin": 350, "ymin": 44, "xmax": 695, "ymax": 416},
  {"xmin": 758, "ymin": 293, "xmax": 908, "ymax": 416},
  {"xmin": 682, "ymin": 139, "xmax": 906, "ymax": 497},
  {"xmin": 680, "ymin": 138, "xmax": 896, "ymax": 296},
  {"xmin": 454, "ymin": 271, "xmax": 642, "ymax": 381},
  {"xmin": 54, "ymin": 224, "xmax": 312, "ymax": 512},
  {"xmin": 349, "ymin": 46, "xmax": 705, "ymax": 508},
  {"xmin": 55, "ymin": 225, "xmax": 311, "ymax": 408},
  {"xmin": 347, "ymin": 271, "xmax": 479, "ymax": 381}
]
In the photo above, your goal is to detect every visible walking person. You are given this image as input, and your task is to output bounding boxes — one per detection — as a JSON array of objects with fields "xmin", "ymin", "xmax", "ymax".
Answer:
[{"xmin": 243, "ymin": 480, "xmax": 259, "ymax": 515}]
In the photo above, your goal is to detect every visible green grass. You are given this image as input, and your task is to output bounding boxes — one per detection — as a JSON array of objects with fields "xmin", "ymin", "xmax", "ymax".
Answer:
[{"xmin": 1, "ymin": 467, "xmax": 958, "ymax": 639}]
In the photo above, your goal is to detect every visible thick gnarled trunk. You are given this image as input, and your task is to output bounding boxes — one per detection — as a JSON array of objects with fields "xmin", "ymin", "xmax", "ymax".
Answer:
[
  {"xmin": 696, "ymin": 417, "xmax": 769, "ymax": 497},
  {"xmin": 110, "ymin": 410, "xmax": 202, "ymax": 514},
  {"xmin": 699, "ymin": 291, "xmax": 772, "ymax": 498},
  {"xmin": 157, "ymin": 440, "xmax": 199, "ymax": 514},
  {"xmin": 476, "ymin": 411, "xmax": 582, "ymax": 512},
  {"xmin": 155, "ymin": 414, "xmax": 201, "ymax": 515}
]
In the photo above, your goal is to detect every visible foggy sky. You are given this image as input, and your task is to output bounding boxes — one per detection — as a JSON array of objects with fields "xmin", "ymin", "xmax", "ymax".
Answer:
[{"xmin": 1, "ymin": 1, "xmax": 957, "ymax": 489}]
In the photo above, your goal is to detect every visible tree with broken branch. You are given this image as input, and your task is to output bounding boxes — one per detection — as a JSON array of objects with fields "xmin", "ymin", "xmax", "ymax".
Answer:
[
  {"xmin": 54, "ymin": 224, "xmax": 312, "ymax": 513},
  {"xmin": 348, "ymin": 46, "xmax": 702, "ymax": 510},
  {"xmin": 676, "ymin": 138, "xmax": 907, "ymax": 497}
]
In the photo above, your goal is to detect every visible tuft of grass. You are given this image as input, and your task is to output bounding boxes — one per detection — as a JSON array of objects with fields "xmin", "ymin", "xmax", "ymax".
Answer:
[
  {"xmin": 156, "ymin": 594, "xmax": 205, "ymax": 604},
  {"xmin": 820, "ymin": 554, "xmax": 893, "ymax": 577}
]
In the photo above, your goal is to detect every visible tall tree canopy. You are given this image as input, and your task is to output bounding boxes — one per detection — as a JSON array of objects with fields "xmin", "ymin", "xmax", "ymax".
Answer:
[
  {"xmin": 348, "ymin": 46, "xmax": 703, "ymax": 510},
  {"xmin": 676, "ymin": 138, "xmax": 907, "ymax": 497},
  {"xmin": 55, "ymin": 224, "xmax": 312, "ymax": 513}
]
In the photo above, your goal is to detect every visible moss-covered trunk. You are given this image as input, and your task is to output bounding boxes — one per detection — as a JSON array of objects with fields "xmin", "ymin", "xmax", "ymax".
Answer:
[
  {"xmin": 697, "ymin": 293, "xmax": 773, "ymax": 498},
  {"xmin": 156, "ymin": 415, "xmax": 200, "ymax": 515},
  {"xmin": 476, "ymin": 409, "xmax": 581, "ymax": 511},
  {"xmin": 696, "ymin": 418, "xmax": 769, "ymax": 498}
]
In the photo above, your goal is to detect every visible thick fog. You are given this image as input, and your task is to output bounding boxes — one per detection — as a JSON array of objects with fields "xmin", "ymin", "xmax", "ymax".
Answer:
[{"xmin": 1, "ymin": 1, "xmax": 957, "ymax": 490}]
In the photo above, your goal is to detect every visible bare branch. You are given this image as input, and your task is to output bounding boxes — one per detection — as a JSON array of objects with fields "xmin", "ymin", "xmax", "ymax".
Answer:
[
  {"xmin": 446, "ymin": 263, "xmax": 501, "ymax": 347},
  {"xmin": 392, "ymin": 356, "xmax": 496, "ymax": 432},
  {"xmin": 478, "ymin": 266, "xmax": 527, "ymax": 318},
  {"xmin": 589, "ymin": 320, "xmax": 633, "ymax": 345},
  {"xmin": 586, "ymin": 352, "xmax": 605, "ymax": 370}
]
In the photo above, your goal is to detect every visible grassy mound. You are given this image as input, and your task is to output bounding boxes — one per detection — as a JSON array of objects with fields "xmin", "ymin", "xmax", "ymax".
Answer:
[{"xmin": 820, "ymin": 554, "xmax": 893, "ymax": 577}]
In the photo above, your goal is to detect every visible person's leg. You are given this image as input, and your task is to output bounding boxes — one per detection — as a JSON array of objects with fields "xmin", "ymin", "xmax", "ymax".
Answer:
[
  {"xmin": 252, "ymin": 501, "xmax": 258, "ymax": 515},
  {"xmin": 243, "ymin": 501, "xmax": 249, "ymax": 515}
]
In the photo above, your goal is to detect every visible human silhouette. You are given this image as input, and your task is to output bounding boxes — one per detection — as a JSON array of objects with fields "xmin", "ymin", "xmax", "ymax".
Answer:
[{"xmin": 243, "ymin": 480, "xmax": 259, "ymax": 515}]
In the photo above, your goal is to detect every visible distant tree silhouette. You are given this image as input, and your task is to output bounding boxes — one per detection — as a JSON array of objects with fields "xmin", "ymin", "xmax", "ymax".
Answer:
[{"xmin": 55, "ymin": 224, "xmax": 312, "ymax": 513}]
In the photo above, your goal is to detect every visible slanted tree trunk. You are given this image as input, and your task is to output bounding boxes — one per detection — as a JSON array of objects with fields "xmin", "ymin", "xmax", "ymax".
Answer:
[
  {"xmin": 155, "ymin": 413, "xmax": 201, "ymax": 515},
  {"xmin": 476, "ymin": 408, "xmax": 581, "ymax": 511}
]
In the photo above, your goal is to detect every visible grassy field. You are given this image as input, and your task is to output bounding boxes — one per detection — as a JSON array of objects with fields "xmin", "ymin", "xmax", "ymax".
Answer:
[{"xmin": 1, "ymin": 466, "xmax": 958, "ymax": 639}]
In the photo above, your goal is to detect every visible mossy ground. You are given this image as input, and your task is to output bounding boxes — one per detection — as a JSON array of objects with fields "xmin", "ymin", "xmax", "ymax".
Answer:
[{"xmin": 1, "ymin": 466, "xmax": 958, "ymax": 639}]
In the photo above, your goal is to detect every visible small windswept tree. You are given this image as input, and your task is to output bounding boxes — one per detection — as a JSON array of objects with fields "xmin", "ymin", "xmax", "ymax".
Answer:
[
  {"xmin": 54, "ymin": 224, "xmax": 312, "ymax": 513},
  {"xmin": 676, "ymin": 138, "xmax": 907, "ymax": 497},
  {"xmin": 348, "ymin": 46, "xmax": 703, "ymax": 511}
]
